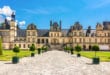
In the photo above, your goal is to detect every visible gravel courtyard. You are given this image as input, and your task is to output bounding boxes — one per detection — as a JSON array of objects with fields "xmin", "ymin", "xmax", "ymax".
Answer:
[{"xmin": 0, "ymin": 50, "xmax": 110, "ymax": 75}]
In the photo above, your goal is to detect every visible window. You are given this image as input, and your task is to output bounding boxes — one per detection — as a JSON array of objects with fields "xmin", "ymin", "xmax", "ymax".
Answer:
[
  {"xmin": 51, "ymin": 33, "xmax": 53, "ymax": 37},
  {"xmin": 28, "ymin": 38, "xmax": 30, "ymax": 42},
  {"xmin": 42, "ymin": 39, "xmax": 44, "ymax": 43},
  {"xmin": 80, "ymin": 38, "xmax": 82, "ymax": 43},
  {"xmin": 33, "ymin": 38, "xmax": 35, "ymax": 42},
  {"xmin": 108, "ymin": 39, "xmax": 110, "ymax": 43},
  {"xmin": 105, "ymin": 33, "xmax": 106, "ymax": 36},
  {"xmin": 28, "ymin": 44, "xmax": 30, "ymax": 48},
  {"xmin": 19, "ymin": 44, "xmax": 21, "ymax": 48},
  {"xmin": 23, "ymin": 44, "xmax": 25, "ymax": 48},
  {"xmin": 33, "ymin": 32, "xmax": 35, "ymax": 36},
  {"xmin": 28, "ymin": 32, "xmax": 30, "ymax": 36},
  {"xmin": 89, "ymin": 38, "xmax": 91, "ymax": 43},
  {"xmin": 38, "ymin": 39, "xmax": 40, "ymax": 44},
  {"xmin": 74, "ymin": 32, "xmax": 76, "ymax": 36},
  {"xmin": 46, "ymin": 39, "xmax": 48, "ymax": 43},
  {"xmin": 57, "ymin": 33, "xmax": 59, "ymax": 37},
  {"xmin": 75, "ymin": 38, "xmax": 76, "ymax": 43},
  {"xmin": 79, "ymin": 32, "xmax": 82, "ymax": 36},
  {"xmin": 95, "ymin": 39, "xmax": 97, "ymax": 43},
  {"xmin": 83, "ymin": 38, "xmax": 85, "ymax": 43}
]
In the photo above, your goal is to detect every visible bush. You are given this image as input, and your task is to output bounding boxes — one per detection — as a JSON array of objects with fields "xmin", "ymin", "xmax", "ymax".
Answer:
[
  {"xmin": 75, "ymin": 45, "xmax": 82, "ymax": 53},
  {"xmin": 13, "ymin": 46, "xmax": 20, "ymax": 56},
  {"xmin": 92, "ymin": 45, "xmax": 99, "ymax": 58},
  {"xmin": 29, "ymin": 44, "xmax": 35, "ymax": 52}
]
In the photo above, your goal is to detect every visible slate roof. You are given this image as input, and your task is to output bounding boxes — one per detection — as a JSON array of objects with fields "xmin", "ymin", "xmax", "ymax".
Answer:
[
  {"xmin": 37, "ymin": 29, "xmax": 49, "ymax": 37},
  {"xmin": 17, "ymin": 29, "xmax": 26, "ymax": 37},
  {"xmin": 16, "ymin": 29, "xmax": 96, "ymax": 37},
  {"xmin": 61, "ymin": 29, "xmax": 69, "ymax": 37}
]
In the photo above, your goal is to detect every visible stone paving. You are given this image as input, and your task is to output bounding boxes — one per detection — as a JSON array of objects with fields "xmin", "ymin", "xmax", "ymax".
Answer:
[{"xmin": 0, "ymin": 50, "xmax": 110, "ymax": 75}]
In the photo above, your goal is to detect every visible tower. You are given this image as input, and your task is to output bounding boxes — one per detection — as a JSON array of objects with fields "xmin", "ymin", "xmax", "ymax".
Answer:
[{"xmin": 11, "ymin": 12, "xmax": 15, "ymax": 21}]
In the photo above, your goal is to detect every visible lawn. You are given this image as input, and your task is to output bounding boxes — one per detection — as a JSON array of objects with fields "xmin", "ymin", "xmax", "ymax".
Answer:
[
  {"xmin": 0, "ymin": 50, "xmax": 37, "ymax": 61},
  {"xmin": 78, "ymin": 51, "xmax": 110, "ymax": 62}
]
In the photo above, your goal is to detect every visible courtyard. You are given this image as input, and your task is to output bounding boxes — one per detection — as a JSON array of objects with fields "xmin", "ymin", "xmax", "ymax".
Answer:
[{"xmin": 0, "ymin": 50, "xmax": 110, "ymax": 75}]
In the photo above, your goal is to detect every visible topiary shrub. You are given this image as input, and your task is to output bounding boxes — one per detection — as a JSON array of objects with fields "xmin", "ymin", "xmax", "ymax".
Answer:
[
  {"xmin": 12, "ymin": 46, "xmax": 20, "ymax": 64},
  {"xmin": 29, "ymin": 44, "xmax": 36, "ymax": 57},
  {"xmin": 92, "ymin": 45, "xmax": 100, "ymax": 64},
  {"xmin": 75, "ymin": 45, "xmax": 82, "ymax": 57}
]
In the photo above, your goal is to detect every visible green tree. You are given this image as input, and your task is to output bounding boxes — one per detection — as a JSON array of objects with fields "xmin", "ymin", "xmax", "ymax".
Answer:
[
  {"xmin": 13, "ymin": 46, "xmax": 20, "ymax": 56},
  {"xmin": 0, "ymin": 37, "xmax": 3, "ymax": 55},
  {"xmin": 92, "ymin": 45, "xmax": 100, "ymax": 58},
  {"xmin": 30, "ymin": 44, "xmax": 35, "ymax": 53},
  {"xmin": 75, "ymin": 45, "xmax": 82, "ymax": 53}
]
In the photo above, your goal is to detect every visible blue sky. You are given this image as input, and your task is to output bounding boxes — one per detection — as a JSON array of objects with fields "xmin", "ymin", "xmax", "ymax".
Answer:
[{"xmin": 0, "ymin": 0, "xmax": 110, "ymax": 29}]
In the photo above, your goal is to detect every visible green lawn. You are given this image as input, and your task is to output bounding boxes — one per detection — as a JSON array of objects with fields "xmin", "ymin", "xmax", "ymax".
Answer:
[
  {"xmin": 78, "ymin": 51, "xmax": 110, "ymax": 62},
  {"xmin": 0, "ymin": 50, "xmax": 37, "ymax": 61}
]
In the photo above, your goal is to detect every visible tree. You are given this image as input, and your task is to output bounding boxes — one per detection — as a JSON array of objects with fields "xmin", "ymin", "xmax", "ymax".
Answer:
[
  {"xmin": 30, "ymin": 44, "xmax": 35, "ymax": 53},
  {"xmin": 30, "ymin": 44, "xmax": 36, "ymax": 57},
  {"xmin": 92, "ymin": 45, "xmax": 99, "ymax": 58},
  {"xmin": 0, "ymin": 37, "xmax": 3, "ymax": 55},
  {"xmin": 13, "ymin": 46, "xmax": 20, "ymax": 56},
  {"xmin": 75, "ymin": 45, "xmax": 82, "ymax": 57},
  {"xmin": 75, "ymin": 45, "xmax": 82, "ymax": 53}
]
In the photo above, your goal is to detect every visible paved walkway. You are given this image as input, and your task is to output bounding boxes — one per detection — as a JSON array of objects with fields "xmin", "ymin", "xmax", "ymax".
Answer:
[{"xmin": 0, "ymin": 50, "xmax": 110, "ymax": 75}]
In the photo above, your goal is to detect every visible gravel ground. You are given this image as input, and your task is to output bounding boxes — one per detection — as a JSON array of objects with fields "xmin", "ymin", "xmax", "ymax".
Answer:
[{"xmin": 0, "ymin": 50, "xmax": 110, "ymax": 75}]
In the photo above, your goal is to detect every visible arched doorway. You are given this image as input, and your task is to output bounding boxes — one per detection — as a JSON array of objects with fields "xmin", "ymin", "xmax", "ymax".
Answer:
[
  {"xmin": 89, "ymin": 45, "xmax": 92, "ymax": 50},
  {"xmin": 83, "ymin": 45, "xmax": 86, "ymax": 50},
  {"xmin": 51, "ymin": 39, "xmax": 59, "ymax": 45}
]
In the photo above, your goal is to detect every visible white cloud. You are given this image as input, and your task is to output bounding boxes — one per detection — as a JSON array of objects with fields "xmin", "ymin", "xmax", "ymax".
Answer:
[
  {"xmin": 19, "ymin": 21, "xmax": 26, "ymax": 26},
  {"xmin": 6, "ymin": 16, "xmax": 12, "ymax": 21},
  {"xmin": 0, "ymin": 6, "xmax": 14, "ymax": 16},
  {"xmin": 0, "ymin": 15, "xmax": 4, "ymax": 23}
]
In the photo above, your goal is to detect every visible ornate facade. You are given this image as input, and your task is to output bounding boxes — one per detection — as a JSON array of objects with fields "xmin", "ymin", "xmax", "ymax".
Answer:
[{"xmin": 0, "ymin": 13, "xmax": 110, "ymax": 50}]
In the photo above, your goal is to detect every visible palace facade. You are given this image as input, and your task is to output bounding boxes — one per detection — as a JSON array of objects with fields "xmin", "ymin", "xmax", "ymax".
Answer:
[{"xmin": 0, "ymin": 13, "xmax": 110, "ymax": 50}]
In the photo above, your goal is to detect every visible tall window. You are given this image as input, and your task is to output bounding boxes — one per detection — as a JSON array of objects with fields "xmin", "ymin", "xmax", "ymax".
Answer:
[
  {"xmin": 79, "ymin": 32, "xmax": 82, "ymax": 36},
  {"xmin": 57, "ymin": 33, "xmax": 59, "ymax": 37},
  {"xmin": 95, "ymin": 39, "xmax": 97, "ymax": 43},
  {"xmin": 51, "ymin": 33, "xmax": 53, "ymax": 37},
  {"xmin": 28, "ymin": 38, "xmax": 30, "ymax": 42},
  {"xmin": 46, "ymin": 39, "xmax": 48, "ymax": 43},
  {"xmin": 38, "ymin": 39, "xmax": 40, "ymax": 44},
  {"xmin": 83, "ymin": 38, "xmax": 85, "ymax": 43},
  {"xmin": 74, "ymin": 32, "xmax": 76, "ymax": 36},
  {"xmin": 28, "ymin": 32, "xmax": 30, "ymax": 36},
  {"xmin": 42, "ymin": 39, "xmax": 44, "ymax": 43},
  {"xmin": 23, "ymin": 44, "xmax": 25, "ymax": 48},
  {"xmin": 33, "ymin": 32, "xmax": 35, "ymax": 36},
  {"xmin": 80, "ymin": 38, "xmax": 82, "ymax": 43},
  {"xmin": 19, "ymin": 44, "xmax": 21, "ymax": 48}
]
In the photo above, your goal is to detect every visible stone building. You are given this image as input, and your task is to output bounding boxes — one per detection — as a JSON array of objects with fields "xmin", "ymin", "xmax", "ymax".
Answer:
[{"xmin": 0, "ymin": 13, "xmax": 110, "ymax": 50}]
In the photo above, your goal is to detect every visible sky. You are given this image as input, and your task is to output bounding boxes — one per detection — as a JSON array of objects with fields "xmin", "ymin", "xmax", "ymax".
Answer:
[{"xmin": 0, "ymin": 0, "xmax": 110, "ymax": 29}]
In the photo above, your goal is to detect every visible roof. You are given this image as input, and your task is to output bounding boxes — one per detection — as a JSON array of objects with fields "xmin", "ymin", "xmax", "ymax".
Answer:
[
  {"xmin": 61, "ymin": 29, "xmax": 69, "ymax": 36},
  {"xmin": 37, "ymin": 29, "xmax": 49, "ymax": 37},
  {"xmin": 16, "ymin": 29, "xmax": 96, "ymax": 37},
  {"xmin": 17, "ymin": 29, "xmax": 26, "ymax": 37}
]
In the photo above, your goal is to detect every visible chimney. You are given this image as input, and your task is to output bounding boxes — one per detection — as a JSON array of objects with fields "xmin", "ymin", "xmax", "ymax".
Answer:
[{"xmin": 59, "ymin": 20, "xmax": 62, "ymax": 29}]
